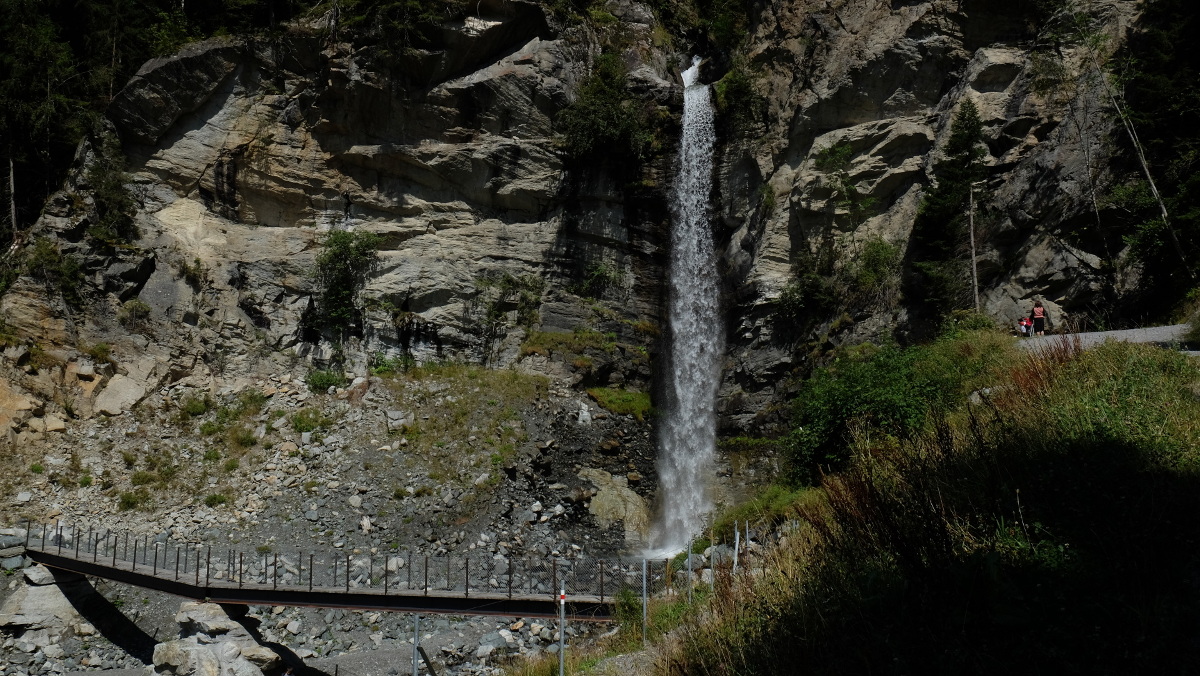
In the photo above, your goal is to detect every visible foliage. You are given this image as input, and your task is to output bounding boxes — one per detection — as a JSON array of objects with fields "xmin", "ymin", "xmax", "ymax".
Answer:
[
  {"xmin": 520, "ymin": 327, "xmax": 618, "ymax": 357},
  {"xmin": 118, "ymin": 489, "xmax": 149, "ymax": 510},
  {"xmin": 586, "ymin": 387, "xmax": 653, "ymax": 420},
  {"xmin": 117, "ymin": 298, "xmax": 152, "ymax": 327},
  {"xmin": 1112, "ymin": 0, "xmax": 1200, "ymax": 300},
  {"xmin": 306, "ymin": 369, "xmax": 347, "ymax": 392},
  {"xmin": 85, "ymin": 342, "xmax": 112, "ymax": 363},
  {"xmin": 24, "ymin": 237, "xmax": 84, "ymax": 306},
  {"xmin": 557, "ymin": 53, "xmax": 653, "ymax": 166},
  {"xmin": 0, "ymin": 0, "xmax": 305, "ymax": 254},
  {"xmin": 179, "ymin": 395, "xmax": 213, "ymax": 417},
  {"xmin": 85, "ymin": 130, "xmax": 137, "ymax": 244},
  {"xmin": 572, "ymin": 262, "xmax": 620, "ymax": 299},
  {"xmin": 711, "ymin": 483, "xmax": 820, "ymax": 540},
  {"xmin": 382, "ymin": 362, "xmax": 547, "ymax": 484},
  {"xmin": 783, "ymin": 330, "xmax": 1017, "ymax": 484},
  {"xmin": 713, "ymin": 60, "xmax": 765, "ymax": 132},
  {"xmin": 474, "ymin": 271, "xmax": 545, "ymax": 335},
  {"xmin": 204, "ymin": 493, "xmax": 228, "ymax": 508},
  {"xmin": 370, "ymin": 352, "xmax": 415, "ymax": 375},
  {"xmin": 666, "ymin": 340, "xmax": 1200, "ymax": 674},
  {"xmin": 291, "ymin": 408, "xmax": 332, "ymax": 433},
  {"xmin": 774, "ymin": 269, "xmax": 836, "ymax": 335},
  {"xmin": 306, "ymin": 229, "xmax": 380, "ymax": 339},
  {"xmin": 335, "ymin": 0, "xmax": 466, "ymax": 53},
  {"xmin": 907, "ymin": 99, "xmax": 988, "ymax": 327}
]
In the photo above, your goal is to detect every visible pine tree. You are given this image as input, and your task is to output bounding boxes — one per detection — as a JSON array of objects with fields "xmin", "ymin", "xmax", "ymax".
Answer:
[{"xmin": 907, "ymin": 99, "xmax": 988, "ymax": 326}]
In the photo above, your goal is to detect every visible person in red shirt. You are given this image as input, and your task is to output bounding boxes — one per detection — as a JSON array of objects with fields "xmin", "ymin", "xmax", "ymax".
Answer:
[{"xmin": 1031, "ymin": 300, "xmax": 1048, "ymax": 336}]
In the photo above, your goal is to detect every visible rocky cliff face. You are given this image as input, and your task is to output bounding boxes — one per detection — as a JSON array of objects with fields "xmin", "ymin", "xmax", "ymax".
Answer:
[
  {"xmin": 1, "ymin": 0, "xmax": 1140, "ymax": 448},
  {"xmin": 714, "ymin": 0, "xmax": 1139, "ymax": 430}
]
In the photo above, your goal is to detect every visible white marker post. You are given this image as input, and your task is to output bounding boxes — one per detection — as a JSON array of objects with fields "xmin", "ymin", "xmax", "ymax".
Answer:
[
  {"xmin": 412, "ymin": 615, "xmax": 420, "ymax": 676},
  {"xmin": 559, "ymin": 585, "xmax": 566, "ymax": 676}
]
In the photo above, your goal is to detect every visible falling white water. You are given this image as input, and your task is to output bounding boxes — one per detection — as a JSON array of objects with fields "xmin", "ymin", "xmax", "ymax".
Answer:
[{"xmin": 650, "ymin": 56, "xmax": 721, "ymax": 554}]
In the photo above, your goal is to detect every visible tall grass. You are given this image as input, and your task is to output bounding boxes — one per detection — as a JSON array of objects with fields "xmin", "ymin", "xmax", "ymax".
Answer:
[{"xmin": 663, "ymin": 340, "xmax": 1200, "ymax": 674}]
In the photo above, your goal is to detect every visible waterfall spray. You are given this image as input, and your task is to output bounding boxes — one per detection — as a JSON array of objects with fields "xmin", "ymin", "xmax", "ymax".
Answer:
[{"xmin": 651, "ymin": 56, "xmax": 721, "ymax": 553}]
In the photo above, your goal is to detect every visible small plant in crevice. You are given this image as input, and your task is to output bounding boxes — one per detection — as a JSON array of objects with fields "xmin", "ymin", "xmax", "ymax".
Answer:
[
  {"xmin": 24, "ymin": 237, "xmax": 84, "ymax": 307},
  {"xmin": 306, "ymin": 369, "xmax": 346, "ymax": 392},
  {"xmin": 118, "ymin": 298, "xmax": 152, "ymax": 328}
]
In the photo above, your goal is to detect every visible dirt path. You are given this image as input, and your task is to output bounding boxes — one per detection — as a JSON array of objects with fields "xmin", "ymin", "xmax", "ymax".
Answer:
[{"xmin": 1017, "ymin": 324, "xmax": 1194, "ymax": 352}]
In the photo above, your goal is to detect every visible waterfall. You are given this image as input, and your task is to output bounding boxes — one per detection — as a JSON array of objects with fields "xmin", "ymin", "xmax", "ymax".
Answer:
[{"xmin": 651, "ymin": 56, "xmax": 721, "ymax": 553}]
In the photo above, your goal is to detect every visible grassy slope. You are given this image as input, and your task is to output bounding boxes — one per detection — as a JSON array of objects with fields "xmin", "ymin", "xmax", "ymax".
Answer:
[{"xmin": 665, "ymin": 337, "xmax": 1200, "ymax": 675}]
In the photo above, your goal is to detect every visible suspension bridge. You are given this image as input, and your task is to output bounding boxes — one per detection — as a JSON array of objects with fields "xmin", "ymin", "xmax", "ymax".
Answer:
[{"xmin": 19, "ymin": 521, "xmax": 681, "ymax": 621}]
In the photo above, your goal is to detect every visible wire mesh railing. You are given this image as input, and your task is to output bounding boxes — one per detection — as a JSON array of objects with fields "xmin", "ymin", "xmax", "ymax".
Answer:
[{"xmin": 23, "ymin": 521, "xmax": 681, "ymax": 603}]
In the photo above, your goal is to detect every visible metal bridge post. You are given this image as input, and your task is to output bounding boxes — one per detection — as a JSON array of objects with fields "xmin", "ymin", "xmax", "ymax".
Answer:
[
  {"xmin": 384, "ymin": 556, "xmax": 389, "ymax": 594},
  {"xmin": 599, "ymin": 560, "xmax": 605, "ymax": 603},
  {"xmin": 508, "ymin": 559, "xmax": 513, "ymax": 599},
  {"xmin": 41, "ymin": 522, "xmax": 46, "ymax": 548},
  {"xmin": 333, "ymin": 556, "xmax": 338, "ymax": 589},
  {"xmin": 174, "ymin": 547, "xmax": 179, "ymax": 580},
  {"xmin": 24, "ymin": 519, "xmax": 30, "ymax": 549},
  {"xmin": 558, "ymin": 585, "xmax": 566, "ymax": 676},
  {"xmin": 75, "ymin": 523, "xmax": 81, "ymax": 559},
  {"xmin": 446, "ymin": 556, "xmax": 450, "ymax": 592},
  {"xmin": 345, "ymin": 553, "xmax": 350, "ymax": 592},
  {"xmin": 124, "ymin": 532, "xmax": 128, "ymax": 561},
  {"xmin": 132, "ymin": 539, "xmax": 137, "ymax": 571},
  {"xmin": 423, "ymin": 555, "xmax": 428, "ymax": 596},
  {"xmin": 464, "ymin": 556, "xmax": 469, "ymax": 598},
  {"xmin": 273, "ymin": 553, "xmax": 278, "ymax": 590},
  {"xmin": 309, "ymin": 554, "xmax": 314, "ymax": 592},
  {"xmin": 239, "ymin": 553, "xmax": 244, "ymax": 588},
  {"xmin": 407, "ymin": 550, "xmax": 412, "ymax": 590},
  {"xmin": 642, "ymin": 558, "xmax": 648, "ymax": 647},
  {"xmin": 195, "ymin": 547, "xmax": 201, "ymax": 586},
  {"xmin": 112, "ymin": 535, "xmax": 117, "ymax": 567}
]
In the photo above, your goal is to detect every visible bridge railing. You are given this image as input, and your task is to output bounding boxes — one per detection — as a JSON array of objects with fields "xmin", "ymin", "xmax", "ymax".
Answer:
[{"xmin": 23, "ymin": 521, "xmax": 681, "ymax": 603}]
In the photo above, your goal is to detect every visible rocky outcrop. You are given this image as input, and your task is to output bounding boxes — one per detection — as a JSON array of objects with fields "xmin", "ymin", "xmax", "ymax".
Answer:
[
  {"xmin": 153, "ymin": 602, "xmax": 281, "ymax": 676},
  {"xmin": 714, "ymin": 0, "xmax": 1141, "ymax": 430}
]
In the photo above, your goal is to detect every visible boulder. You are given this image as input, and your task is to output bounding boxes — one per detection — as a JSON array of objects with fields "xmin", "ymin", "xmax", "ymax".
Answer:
[
  {"xmin": 93, "ymin": 374, "xmax": 148, "ymax": 415},
  {"xmin": 154, "ymin": 602, "xmax": 280, "ymax": 676}
]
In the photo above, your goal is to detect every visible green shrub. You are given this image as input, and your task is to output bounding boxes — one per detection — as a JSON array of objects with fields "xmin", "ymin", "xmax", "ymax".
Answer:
[
  {"xmin": 586, "ymin": 387, "xmax": 654, "ymax": 420},
  {"xmin": 130, "ymin": 471, "xmax": 155, "ymax": 486},
  {"xmin": 180, "ymin": 395, "xmax": 212, "ymax": 417},
  {"xmin": 118, "ymin": 490, "xmax": 148, "ymax": 510},
  {"xmin": 291, "ymin": 408, "xmax": 331, "ymax": 433},
  {"xmin": 557, "ymin": 53, "xmax": 653, "ymax": 164},
  {"xmin": 118, "ymin": 298, "xmax": 152, "ymax": 327},
  {"xmin": 199, "ymin": 420, "xmax": 223, "ymax": 436},
  {"xmin": 204, "ymin": 493, "xmax": 228, "ymax": 508},
  {"xmin": 86, "ymin": 131, "xmax": 138, "ymax": 244},
  {"xmin": 784, "ymin": 330, "xmax": 1015, "ymax": 484},
  {"xmin": 370, "ymin": 352, "xmax": 415, "ymax": 375},
  {"xmin": 306, "ymin": 369, "xmax": 346, "ymax": 392},
  {"xmin": 85, "ymin": 342, "xmax": 112, "ymax": 363},
  {"xmin": 573, "ymin": 262, "xmax": 621, "ymax": 299},
  {"xmin": 24, "ymin": 238, "xmax": 84, "ymax": 306},
  {"xmin": 29, "ymin": 463, "xmax": 44, "ymax": 474},
  {"xmin": 227, "ymin": 426, "xmax": 257, "ymax": 449},
  {"xmin": 78, "ymin": 474, "xmax": 92, "ymax": 487},
  {"xmin": 223, "ymin": 458, "xmax": 239, "ymax": 472},
  {"xmin": 203, "ymin": 449, "xmax": 220, "ymax": 462},
  {"xmin": 306, "ymin": 230, "xmax": 381, "ymax": 339}
]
